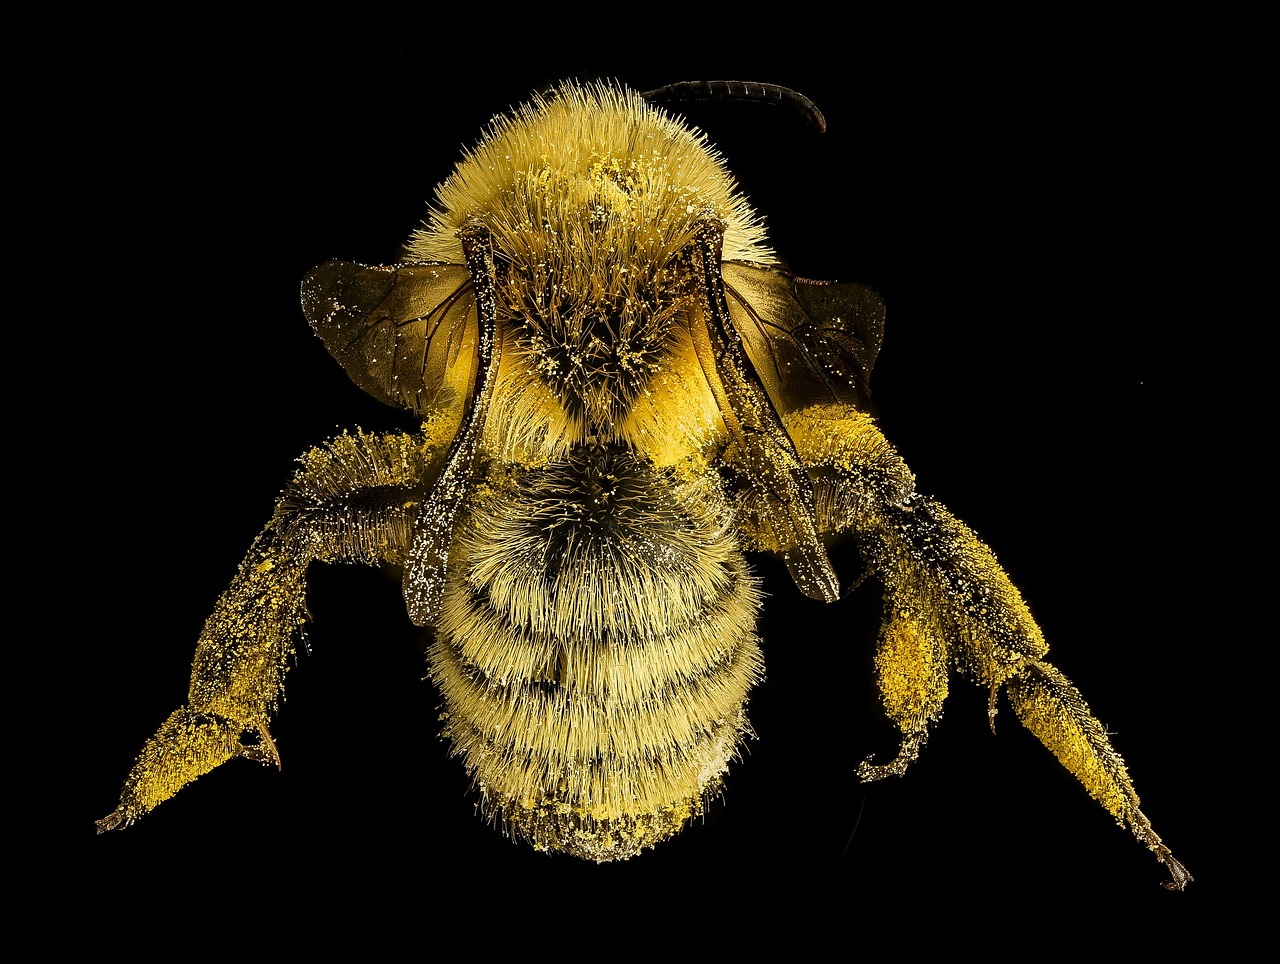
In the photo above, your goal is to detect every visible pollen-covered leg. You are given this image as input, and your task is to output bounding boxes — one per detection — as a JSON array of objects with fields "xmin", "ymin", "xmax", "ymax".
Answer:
[
  {"xmin": 861, "ymin": 495, "xmax": 1190, "ymax": 887},
  {"xmin": 785, "ymin": 406, "xmax": 1190, "ymax": 887},
  {"xmin": 851, "ymin": 493, "xmax": 1048, "ymax": 780},
  {"xmin": 856, "ymin": 606, "xmax": 946, "ymax": 781},
  {"xmin": 97, "ymin": 430, "xmax": 427, "ymax": 831},
  {"xmin": 1006, "ymin": 661, "xmax": 1193, "ymax": 890},
  {"xmin": 95, "ymin": 709, "xmax": 277, "ymax": 832},
  {"xmin": 888, "ymin": 499, "xmax": 1191, "ymax": 888}
]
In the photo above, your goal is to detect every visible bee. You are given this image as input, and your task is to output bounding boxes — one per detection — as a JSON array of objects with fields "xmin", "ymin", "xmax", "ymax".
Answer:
[{"xmin": 97, "ymin": 79, "xmax": 1189, "ymax": 889}]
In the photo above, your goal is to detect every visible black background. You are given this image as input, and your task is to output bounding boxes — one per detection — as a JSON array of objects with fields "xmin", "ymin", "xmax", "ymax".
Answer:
[{"xmin": 57, "ymin": 21, "xmax": 1236, "ymax": 947}]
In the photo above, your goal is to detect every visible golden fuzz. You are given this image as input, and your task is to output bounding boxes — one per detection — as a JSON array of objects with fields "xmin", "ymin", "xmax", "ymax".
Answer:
[{"xmin": 98, "ymin": 81, "xmax": 1190, "ymax": 889}]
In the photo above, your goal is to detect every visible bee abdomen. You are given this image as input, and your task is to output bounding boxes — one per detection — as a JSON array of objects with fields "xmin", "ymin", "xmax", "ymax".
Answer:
[
  {"xmin": 429, "ymin": 449, "xmax": 763, "ymax": 860},
  {"xmin": 431, "ymin": 634, "xmax": 760, "ymax": 860}
]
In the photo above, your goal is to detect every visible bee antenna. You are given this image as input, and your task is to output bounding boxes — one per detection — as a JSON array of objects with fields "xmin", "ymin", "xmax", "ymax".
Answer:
[{"xmin": 639, "ymin": 80, "xmax": 826, "ymax": 133}]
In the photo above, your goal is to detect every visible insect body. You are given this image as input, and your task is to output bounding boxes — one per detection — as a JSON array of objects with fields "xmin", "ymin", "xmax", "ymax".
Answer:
[{"xmin": 98, "ymin": 80, "xmax": 1190, "ymax": 888}]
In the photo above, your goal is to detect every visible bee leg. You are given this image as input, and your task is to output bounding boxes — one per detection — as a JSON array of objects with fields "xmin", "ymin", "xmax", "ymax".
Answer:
[
  {"xmin": 774, "ymin": 407, "xmax": 935, "ymax": 778},
  {"xmin": 856, "ymin": 606, "xmax": 944, "ymax": 782},
  {"xmin": 856, "ymin": 731, "xmax": 926, "ymax": 781},
  {"xmin": 691, "ymin": 216, "xmax": 839, "ymax": 602},
  {"xmin": 866, "ymin": 493, "xmax": 1191, "ymax": 889},
  {"xmin": 97, "ymin": 430, "xmax": 426, "ymax": 831},
  {"xmin": 787, "ymin": 407, "xmax": 1190, "ymax": 888},
  {"xmin": 239, "ymin": 722, "xmax": 281, "ymax": 767},
  {"xmin": 403, "ymin": 219, "xmax": 502, "ymax": 626},
  {"xmin": 95, "ymin": 709, "xmax": 281, "ymax": 832},
  {"xmin": 1003, "ymin": 659, "xmax": 1193, "ymax": 890}
]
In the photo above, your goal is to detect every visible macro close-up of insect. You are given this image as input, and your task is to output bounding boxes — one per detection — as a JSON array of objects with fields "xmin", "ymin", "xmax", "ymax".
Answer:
[{"xmin": 92, "ymin": 76, "xmax": 1196, "ymax": 895}]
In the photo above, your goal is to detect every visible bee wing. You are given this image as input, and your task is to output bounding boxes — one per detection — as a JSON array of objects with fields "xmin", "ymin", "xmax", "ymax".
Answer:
[
  {"xmin": 301, "ymin": 260, "xmax": 477, "ymax": 417},
  {"xmin": 722, "ymin": 261, "xmax": 885, "ymax": 413}
]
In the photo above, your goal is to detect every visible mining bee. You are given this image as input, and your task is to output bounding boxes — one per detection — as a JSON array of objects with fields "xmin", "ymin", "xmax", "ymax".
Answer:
[{"xmin": 97, "ymin": 79, "xmax": 1190, "ymax": 890}]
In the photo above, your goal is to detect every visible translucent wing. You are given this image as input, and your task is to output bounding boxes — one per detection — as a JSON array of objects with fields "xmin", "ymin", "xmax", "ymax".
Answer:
[
  {"xmin": 722, "ymin": 261, "xmax": 885, "ymax": 414},
  {"xmin": 301, "ymin": 260, "xmax": 477, "ymax": 417}
]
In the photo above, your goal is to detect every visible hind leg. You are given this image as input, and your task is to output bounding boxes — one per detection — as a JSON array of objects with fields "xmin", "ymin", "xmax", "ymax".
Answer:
[{"xmin": 782, "ymin": 405, "xmax": 1191, "ymax": 890}]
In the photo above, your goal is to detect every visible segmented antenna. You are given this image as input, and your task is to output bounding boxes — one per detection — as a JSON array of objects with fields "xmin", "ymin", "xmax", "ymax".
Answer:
[{"xmin": 639, "ymin": 80, "xmax": 827, "ymax": 133}]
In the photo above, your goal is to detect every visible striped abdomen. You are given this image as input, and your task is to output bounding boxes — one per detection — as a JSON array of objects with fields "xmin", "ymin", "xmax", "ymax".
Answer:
[{"xmin": 429, "ymin": 445, "xmax": 763, "ymax": 860}]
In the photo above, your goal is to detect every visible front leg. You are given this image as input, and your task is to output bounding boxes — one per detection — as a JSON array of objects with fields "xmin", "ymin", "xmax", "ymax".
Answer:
[{"xmin": 97, "ymin": 429, "xmax": 428, "ymax": 831}]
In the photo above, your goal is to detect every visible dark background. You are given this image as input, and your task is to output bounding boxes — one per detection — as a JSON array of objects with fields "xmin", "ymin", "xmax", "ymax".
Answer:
[{"xmin": 56, "ymin": 23, "xmax": 1235, "ymax": 946}]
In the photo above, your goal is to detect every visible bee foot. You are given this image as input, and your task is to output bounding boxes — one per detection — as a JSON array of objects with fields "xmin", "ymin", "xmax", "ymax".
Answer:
[
  {"xmin": 95, "ymin": 808, "xmax": 128, "ymax": 834},
  {"xmin": 857, "ymin": 731, "xmax": 925, "ymax": 782},
  {"xmin": 238, "ymin": 724, "xmax": 281, "ymax": 769}
]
